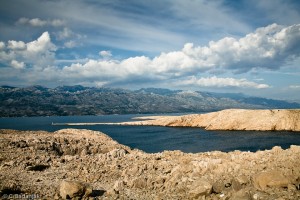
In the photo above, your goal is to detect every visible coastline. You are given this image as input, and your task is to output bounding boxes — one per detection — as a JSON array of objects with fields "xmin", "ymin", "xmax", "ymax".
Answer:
[
  {"xmin": 1, "ymin": 128, "xmax": 300, "ymax": 199},
  {"xmin": 52, "ymin": 109, "xmax": 300, "ymax": 132}
]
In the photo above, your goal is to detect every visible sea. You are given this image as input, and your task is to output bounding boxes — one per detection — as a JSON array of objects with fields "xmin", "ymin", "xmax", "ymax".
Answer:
[{"xmin": 0, "ymin": 114, "xmax": 300, "ymax": 153}]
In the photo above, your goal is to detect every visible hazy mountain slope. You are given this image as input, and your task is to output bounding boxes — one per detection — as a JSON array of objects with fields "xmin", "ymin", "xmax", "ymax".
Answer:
[{"xmin": 0, "ymin": 85, "xmax": 299, "ymax": 117}]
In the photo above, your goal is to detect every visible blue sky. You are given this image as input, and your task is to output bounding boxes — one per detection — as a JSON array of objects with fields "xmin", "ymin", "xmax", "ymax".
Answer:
[{"xmin": 0, "ymin": 0, "xmax": 300, "ymax": 101}]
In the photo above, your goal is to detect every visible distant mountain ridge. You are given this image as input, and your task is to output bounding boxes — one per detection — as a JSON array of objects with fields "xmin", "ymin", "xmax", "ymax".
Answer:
[{"xmin": 0, "ymin": 85, "xmax": 299, "ymax": 117}]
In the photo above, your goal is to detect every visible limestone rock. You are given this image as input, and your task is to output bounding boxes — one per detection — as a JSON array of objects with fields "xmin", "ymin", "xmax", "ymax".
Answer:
[
  {"xmin": 131, "ymin": 177, "xmax": 147, "ymax": 189},
  {"xmin": 252, "ymin": 170, "xmax": 290, "ymax": 190},
  {"xmin": 121, "ymin": 109, "xmax": 300, "ymax": 131},
  {"xmin": 290, "ymin": 145, "xmax": 300, "ymax": 153},
  {"xmin": 230, "ymin": 189, "xmax": 251, "ymax": 200},
  {"xmin": 189, "ymin": 179, "xmax": 212, "ymax": 198},
  {"xmin": 1, "ymin": 129, "xmax": 300, "ymax": 199},
  {"xmin": 59, "ymin": 180, "xmax": 92, "ymax": 199},
  {"xmin": 107, "ymin": 148, "xmax": 128, "ymax": 158},
  {"xmin": 231, "ymin": 178, "xmax": 242, "ymax": 191},
  {"xmin": 212, "ymin": 180, "xmax": 224, "ymax": 194},
  {"xmin": 113, "ymin": 180, "xmax": 125, "ymax": 193},
  {"xmin": 235, "ymin": 175, "xmax": 249, "ymax": 186}
]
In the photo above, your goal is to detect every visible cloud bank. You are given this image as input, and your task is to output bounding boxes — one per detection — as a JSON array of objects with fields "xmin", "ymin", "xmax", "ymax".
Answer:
[
  {"xmin": 60, "ymin": 24, "xmax": 300, "ymax": 86},
  {"xmin": 0, "ymin": 23, "xmax": 299, "ymax": 89}
]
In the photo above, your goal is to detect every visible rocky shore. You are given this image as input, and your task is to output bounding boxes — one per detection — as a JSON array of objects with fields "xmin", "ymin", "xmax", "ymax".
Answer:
[
  {"xmin": 1, "ymin": 128, "xmax": 300, "ymax": 199},
  {"xmin": 120, "ymin": 109, "xmax": 300, "ymax": 131}
]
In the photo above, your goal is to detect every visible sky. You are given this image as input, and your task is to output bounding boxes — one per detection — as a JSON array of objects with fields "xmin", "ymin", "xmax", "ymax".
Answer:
[{"xmin": 0, "ymin": 0, "xmax": 300, "ymax": 101}]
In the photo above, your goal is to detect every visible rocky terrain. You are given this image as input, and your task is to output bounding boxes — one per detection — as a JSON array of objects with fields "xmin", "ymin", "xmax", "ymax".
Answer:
[
  {"xmin": 1, "ymin": 85, "xmax": 299, "ymax": 117},
  {"xmin": 1, "ymin": 128, "xmax": 300, "ymax": 199},
  {"xmin": 120, "ymin": 109, "xmax": 300, "ymax": 131}
]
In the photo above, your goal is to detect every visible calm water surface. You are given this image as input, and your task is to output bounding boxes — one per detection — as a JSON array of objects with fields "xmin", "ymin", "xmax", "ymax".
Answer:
[{"xmin": 0, "ymin": 114, "xmax": 299, "ymax": 153}]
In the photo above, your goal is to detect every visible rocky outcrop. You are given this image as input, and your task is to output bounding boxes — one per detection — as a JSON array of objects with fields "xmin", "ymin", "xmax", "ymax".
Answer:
[
  {"xmin": 59, "ymin": 180, "xmax": 92, "ymax": 199},
  {"xmin": 252, "ymin": 170, "xmax": 290, "ymax": 190},
  {"xmin": 0, "ymin": 129, "xmax": 300, "ymax": 199},
  {"xmin": 120, "ymin": 109, "xmax": 300, "ymax": 131}
]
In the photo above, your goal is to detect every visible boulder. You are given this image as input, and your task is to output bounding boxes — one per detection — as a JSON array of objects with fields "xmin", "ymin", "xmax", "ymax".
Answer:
[
  {"xmin": 252, "ymin": 170, "xmax": 290, "ymax": 190},
  {"xmin": 212, "ymin": 180, "xmax": 224, "ymax": 193},
  {"xmin": 189, "ymin": 179, "xmax": 212, "ymax": 198},
  {"xmin": 59, "ymin": 180, "xmax": 92, "ymax": 199},
  {"xmin": 231, "ymin": 178, "xmax": 242, "ymax": 191},
  {"xmin": 230, "ymin": 189, "xmax": 251, "ymax": 200},
  {"xmin": 131, "ymin": 177, "xmax": 147, "ymax": 189},
  {"xmin": 235, "ymin": 175, "xmax": 249, "ymax": 186}
]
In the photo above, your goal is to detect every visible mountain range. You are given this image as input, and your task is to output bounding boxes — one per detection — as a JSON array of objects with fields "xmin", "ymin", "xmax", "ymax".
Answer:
[{"xmin": 0, "ymin": 85, "xmax": 299, "ymax": 117}]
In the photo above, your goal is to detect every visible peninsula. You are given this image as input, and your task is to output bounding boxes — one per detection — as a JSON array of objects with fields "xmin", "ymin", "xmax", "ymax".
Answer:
[{"xmin": 55, "ymin": 109, "xmax": 300, "ymax": 132}]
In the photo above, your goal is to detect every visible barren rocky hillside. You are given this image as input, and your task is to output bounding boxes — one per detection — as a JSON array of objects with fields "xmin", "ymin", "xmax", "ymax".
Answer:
[
  {"xmin": 0, "ymin": 129, "xmax": 300, "ymax": 199},
  {"xmin": 1, "ymin": 85, "xmax": 299, "ymax": 117},
  {"xmin": 121, "ymin": 109, "xmax": 300, "ymax": 131}
]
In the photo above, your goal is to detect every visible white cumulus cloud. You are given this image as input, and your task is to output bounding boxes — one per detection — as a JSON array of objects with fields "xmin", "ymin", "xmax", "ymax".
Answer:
[
  {"xmin": 181, "ymin": 23, "xmax": 300, "ymax": 73},
  {"xmin": 99, "ymin": 50, "xmax": 112, "ymax": 58},
  {"xmin": 0, "ymin": 32, "xmax": 56, "ymax": 69},
  {"xmin": 179, "ymin": 76, "xmax": 270, "ymax": 89},
  {"xmin": 17, "ymin": 17, "xmax": 65, "ymax": 27},
  {"xmin": 10, "ymin": 60, "xmax": 25, "ymax": 69},
  {"xmin": 27, "ymin": 32, "xmax": 55, "ymax": 52},
  {"xmin": 61, "ymin": 24, "xmax": 300, "ymax": 85},
  {"xmin": 7, "ymin": 40, "xmax": 26, "ymax": 50}
]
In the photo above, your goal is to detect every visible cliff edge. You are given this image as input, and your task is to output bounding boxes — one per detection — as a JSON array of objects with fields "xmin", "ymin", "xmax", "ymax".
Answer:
[
  {"xmin": 121, "ymin": 109, "xmax": 300, "ymax": 131},
  {"xmin": 0, "ymin": 129, "xmax": 300, "ymax": 199}
]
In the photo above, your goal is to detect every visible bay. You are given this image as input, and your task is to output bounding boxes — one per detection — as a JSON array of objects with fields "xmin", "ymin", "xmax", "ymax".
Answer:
[{"xmin": 0, "ymin": 114, "xmax": 299, "ymax": 153}]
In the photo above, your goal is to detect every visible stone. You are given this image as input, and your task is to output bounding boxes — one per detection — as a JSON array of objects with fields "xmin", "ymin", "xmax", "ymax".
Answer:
[
  {"xmin": 235, "ymin": 175, "xmax": 248, "ymax": 185},
  {"xmin": 290, "ymin": 145, "xmax": 300, "ymax": 153},
  {"xmin": 113, "ymin": 180, "xmax": 124, "ymax": 193},
  {"xmin": 252, "ymin": 170, "xmax": 290, "ymax": 190},
  {"xmin": 212, "ymin": 180, "xmax": 224, "ymax": 193},
  {"xmin": 52, "ymin": 142, "xmax": 63, "ymax": 156},
  {"xmin": 231, "ymin": 178, "xmax": 242, "ymax": 191},
  {"xmin": 287, "ymin": 183, "xmax": 296, "ymax": 191},
  {"xmin": 59, "ymin": 180, "xmax": 92, "ymax": 199},
  {"xmin": 131, "ymin": 177, "xmax": 147, "ymax": 189},
  {"xmin": 189, "ymin": 179, "xmax": 212, "ymax": 198},
  {"xmin": 252, "ymin": 191, "xmax": 269, "ymax": 200},
  {"xmin": 230, "ymin": 189, "xmax": 251, "ymax": 200},
  {"xmin": 108, "ymin": 148, "xmax": 128, "ymax": 158}
]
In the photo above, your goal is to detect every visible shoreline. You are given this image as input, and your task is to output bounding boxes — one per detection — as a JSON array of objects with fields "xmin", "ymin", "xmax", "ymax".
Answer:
[
  {"xmin": 52, "ymin": 109, "xmax": 300, "ymax": 132},
  {"xmin": 0, "ymin": 128, "xmax": 300, "ymax": 199}
]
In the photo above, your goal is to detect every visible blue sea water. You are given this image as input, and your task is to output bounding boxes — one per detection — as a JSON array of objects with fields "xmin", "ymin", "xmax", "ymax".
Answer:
[{"xmin": 0, "ymin": 114, "xmax": 299, "ymax": 153}]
